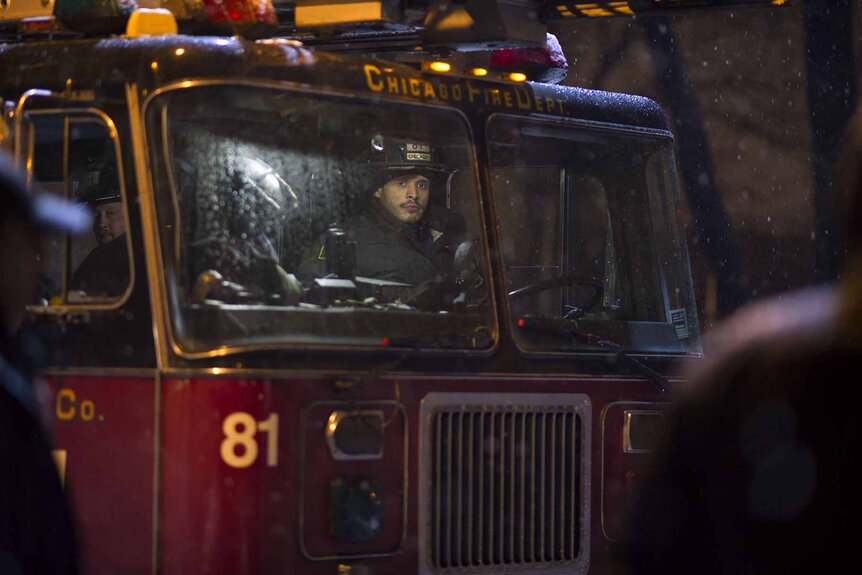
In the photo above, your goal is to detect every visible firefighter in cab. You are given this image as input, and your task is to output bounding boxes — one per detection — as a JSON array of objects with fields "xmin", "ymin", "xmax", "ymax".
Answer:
[{"xmin": 298, "ymin": 134, "xmax": 467, "ymax": 286}]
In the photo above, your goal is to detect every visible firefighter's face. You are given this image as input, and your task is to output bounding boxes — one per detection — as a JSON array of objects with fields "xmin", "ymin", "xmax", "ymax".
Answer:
[
  {"xmin": 93, "ymin": 201, "xmax": 125, "ymax": 245},
  {"xmin": 375, "ymin": 174, "xmax": 430, "ymax": 224}
]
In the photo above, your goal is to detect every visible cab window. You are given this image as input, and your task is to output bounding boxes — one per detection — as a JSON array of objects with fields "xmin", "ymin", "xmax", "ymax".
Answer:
[
  {"xmin": 487, "ymin": 115, "xmax": 700, "ymax": 354},
  {"xmin": 27, "ymin": 113, "xmax": 132, "ymax": 306},
  {"xmin": 145, "ymin": 84, "xmax": 494, "ymax": 356}
]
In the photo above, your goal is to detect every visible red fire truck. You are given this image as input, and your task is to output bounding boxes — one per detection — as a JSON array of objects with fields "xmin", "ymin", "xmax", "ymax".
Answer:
[{"xmin": 0, "ymin": 0, "xmax": 774, "ymax": 573}]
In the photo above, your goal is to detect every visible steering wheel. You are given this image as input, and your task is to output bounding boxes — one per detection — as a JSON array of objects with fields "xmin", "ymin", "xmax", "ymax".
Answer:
[{"xmin": 508, "ymin": 274, "xmax": 603, "ymax": 319}]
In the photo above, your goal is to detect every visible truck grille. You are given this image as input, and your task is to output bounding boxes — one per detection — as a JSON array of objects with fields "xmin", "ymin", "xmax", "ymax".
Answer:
[{"xmin": 420, "ymin": 394, "xmax": 591, "ymax": 573}]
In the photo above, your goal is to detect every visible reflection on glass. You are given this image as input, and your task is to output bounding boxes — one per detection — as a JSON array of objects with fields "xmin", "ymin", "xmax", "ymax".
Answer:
[
  {"xmin": 146, "ymin": 85, "xmax": 493, "ymax": 354},
  {"xmin": 488, "ymin": 116, "xmax": 700, "ymax": 354},
  {"xmin": 29, "ymin": 116, "xmax": 131, "ymax": 304}
]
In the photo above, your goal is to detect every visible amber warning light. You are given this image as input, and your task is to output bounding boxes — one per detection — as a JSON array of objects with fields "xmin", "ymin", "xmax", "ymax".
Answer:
[
  {"xmin": 545, "ymin": 0, "xmax": 789, "ymax": 19},
  {"xmin": 1, "ymin": 0, "xmax": 278, "ymax": 37}
]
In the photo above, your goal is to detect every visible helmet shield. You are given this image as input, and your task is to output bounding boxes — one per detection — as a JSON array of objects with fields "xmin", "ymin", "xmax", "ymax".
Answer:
[{"xmin": 363, "ymin": 134, "xmax": 447, "ymax": 191}]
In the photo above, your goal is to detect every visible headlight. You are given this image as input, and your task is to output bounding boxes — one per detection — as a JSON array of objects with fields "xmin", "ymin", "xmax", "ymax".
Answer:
[{"xmin": 330, "ymin": 476, "xmax": 384, "ymax": 543}]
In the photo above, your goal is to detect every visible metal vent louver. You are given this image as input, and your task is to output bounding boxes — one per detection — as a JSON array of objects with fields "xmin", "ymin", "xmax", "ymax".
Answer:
[{"xmin": 420, "ymin": 393, "xmax": 591, "ymax": 574}]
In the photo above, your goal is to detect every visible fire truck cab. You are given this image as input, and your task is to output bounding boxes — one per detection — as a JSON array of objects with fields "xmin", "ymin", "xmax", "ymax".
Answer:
[{"xmin": 2, "ymin": 0, "xmax": 701, "ymax": 573}]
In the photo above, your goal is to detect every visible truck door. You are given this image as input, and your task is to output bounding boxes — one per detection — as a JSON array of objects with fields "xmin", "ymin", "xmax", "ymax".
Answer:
[{"xmin": 17, "ymin": 90, "xmax": 157, "ymax": 575}]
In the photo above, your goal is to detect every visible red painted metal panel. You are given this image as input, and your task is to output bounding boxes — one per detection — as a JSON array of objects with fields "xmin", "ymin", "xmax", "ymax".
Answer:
[
  {"xmin": 45, "ymin": 375, "xmax": 156, "ymax": 575},
  {"xmin": 160, "ymin": 377, "xmax": 298, "ymax": 575},
  {"xmin": 157, "ymin": 375, "xmax": 658, "ymax": 574}
]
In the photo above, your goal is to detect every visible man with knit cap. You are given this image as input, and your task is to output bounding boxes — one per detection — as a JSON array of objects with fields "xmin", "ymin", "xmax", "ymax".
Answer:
[{"xmin": 69, "ymin": 163, "xmax": 129, "ymax": 299}]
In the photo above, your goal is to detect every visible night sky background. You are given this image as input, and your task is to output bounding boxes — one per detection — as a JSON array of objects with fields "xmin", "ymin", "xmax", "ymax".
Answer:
[{"xmin": 550, "ymin": 1, "xmax": 860, "ymax": 331}]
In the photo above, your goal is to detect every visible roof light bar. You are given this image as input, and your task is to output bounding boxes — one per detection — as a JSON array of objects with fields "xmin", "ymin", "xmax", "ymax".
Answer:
[
  {"xmin": 3, "ymin": 0, "xmax": 277, "ymax": 36},
  {"xmin": 544, "ymin": 0, "xmax": 790, "ymax": 20},
  {"xmin": 294, "ymin": 0, "xmax": 385, "ymax": 26},
  {"xmin": 427, "ymin": 61, "xmax": 451, "ymax": 73},
  {"xmin": 126, "ymin": 8, "xmax": 178, "ymax": 37}
]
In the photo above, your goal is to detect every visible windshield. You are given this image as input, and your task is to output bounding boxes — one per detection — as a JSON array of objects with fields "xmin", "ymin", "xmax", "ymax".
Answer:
[
  {"xmin": 145, "ymin": 84, "xmax": 494, "ymax": 356},
  {"xmin": 488, "ymin": 115, "xmax": 700, "ymax": 354}
]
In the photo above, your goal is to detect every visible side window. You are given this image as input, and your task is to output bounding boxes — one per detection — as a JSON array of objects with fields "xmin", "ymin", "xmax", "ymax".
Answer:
[
  {"xmin": 488, "ymin": 115, "xmax": 700, "ymax": 354},
  {"xmin": 28, "ymin": 113, "xmax": 132, "ymax": 306}
]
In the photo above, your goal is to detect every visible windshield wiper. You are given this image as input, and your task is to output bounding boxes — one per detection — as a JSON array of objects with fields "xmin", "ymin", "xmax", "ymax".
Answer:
[{"xmin": 517, "ymin": 316, "xmax": 670, "ymax": 395}]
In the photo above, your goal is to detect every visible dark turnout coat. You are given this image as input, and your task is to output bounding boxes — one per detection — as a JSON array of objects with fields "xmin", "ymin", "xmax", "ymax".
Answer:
[
  {"xmin": 0, "ymin": 339, "xmax": 78, "ymax": 575},
  {"xmin": 69, "ymin": 235, "xmax": 130, "ymax": 298},
  {"xmin": 298, "ymin": 202, "xmax": 465, "ymax": 286}
]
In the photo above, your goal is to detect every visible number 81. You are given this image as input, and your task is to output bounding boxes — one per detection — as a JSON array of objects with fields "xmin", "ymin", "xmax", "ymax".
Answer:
[{"xmin": 220, "ymin": 412, "xmax": 279, "ymax": 469}]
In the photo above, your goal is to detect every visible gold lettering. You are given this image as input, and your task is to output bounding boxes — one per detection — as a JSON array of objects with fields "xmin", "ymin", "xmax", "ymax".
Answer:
[
  {"xmin": 400, "ymin": 77, "xmax": 408, "ymax": 95},
  {"xmin": 557, "ymin": 98, "xmax": 565, "ymax": 115},
  {"xmin": 81, "ymin": 400, "xmax": 95, "ymax": 422},
  {"xmin": 424, "ymin": 82, "xmax": 437, "ymax": 99},
  {"xmin": 515, "ymin": 87, "xmax": 532, "ymax": 110},
  {"xmin": 467, "ymin": 82, "xmax": 481, "ymax": 103},
  {"xmin": 409, "ymin": 78, "xmax": 422, "ymax": 97},
  {"xmin": 56, "ymin": 389, "xmax": 76, "ymax": 421},
  {"xmin": 364, "ymin": 64, "xmax": 384, "ymax": 92},
  {"xmin": 452, "ymin": 84, "xmax": 462, "ymax": 101},
  {"xmin": 490, "ymin": 90, "xmax": 502, "ymax": 107},
  {"xmin": 504, "ymin": 91, "xmax": 514, "ymax": 108},
  {"xmin": 534, "ymin": 95, "xmax": 544, "ymax": 112},
  {"xmin": 545, "ymin": 97, "xmax": 555, "ymax": 113},
  {"xmin": 439, "ymin": 83, "xmax": 449, "ymax": 99},
  {"xmin": 386, "ymin": 75, "xmax": 400, "ymax": 94}
]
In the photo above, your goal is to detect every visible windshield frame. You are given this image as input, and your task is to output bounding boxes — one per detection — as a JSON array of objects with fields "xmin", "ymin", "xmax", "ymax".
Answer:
[
  {"xmin": 485, "ymin": 112, "xmax": 700, "ymax": 359},
  {"xmin": 141, "ymin": 78, "xmax": 498, "ymax": 361}
]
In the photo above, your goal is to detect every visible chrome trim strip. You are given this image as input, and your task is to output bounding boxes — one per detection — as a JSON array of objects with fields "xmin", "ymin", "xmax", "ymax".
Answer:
[
  {"xmin": 539, "ymin": 411, "xmax": 546, "ymax": 559},
  {"xmin": 41, "ymin": 367, "xmax": 157, "ymax": 378},
  {"xmin": 445, "ymin": 411, "xmax": 453, "ymax": 564},
  {"xmin": 138, "ymin": 78, "xmax": 498, "ymax": 361},
  {"xmin": 455, "ymin": 410, "xmax": 463, "ymax": 565},
  {"xmin": 466, "ymin": 410, "xmax": 474, "ymax": 563},
  {"xmin": 14, "ymin": 89, "xmax": 51, "ymax": 167},
  {"xmin": 127, "ymin": 82, "xmax": 171, "ymax": 371},
  {"xmin": 433, "ymin": 412, "xmax": 441, "ymax": 567},
  {"xmin": 487, "ymin": 410, "xmax": 494, "ymax": 563},
  {"xmin": 476, "ymin": 409, "xmax": 484, "ymax": 563},
  {"xmin": 154, "ymin": 366, "xmax": 683, "ymax": 385},
  {"xmin": 529, "ymin": 412, "xmax": 536, "ymax": 561},
  {"xmin": 519, "ymin": 411, "xmax": 526, "ymax": 562},
  {"xmin": 550, "ymin": 411, "xmax": 557, "ymax": 558},
  {"xmin": 569, "ymin": 411, "xmax": 576, "ymax": 556},
  {"xmin": 324, "ymin": 409, "xmax": 385, "ymax": 461},
  {"xmin": 508, "ymin": 413, "xmax": 517, "ymax": 560},
  {"xmin": 623, "ymin": 409, "xmax": 664, "ymax": 454}
]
